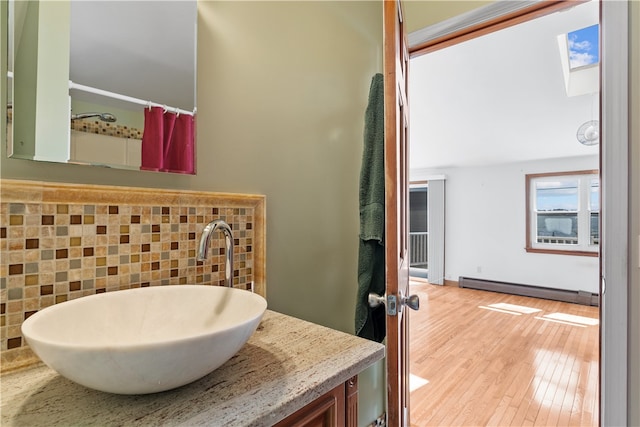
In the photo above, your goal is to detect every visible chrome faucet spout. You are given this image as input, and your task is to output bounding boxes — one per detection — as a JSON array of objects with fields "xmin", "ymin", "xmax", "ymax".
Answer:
[{"xmin": 196, "ymin": 220, "xmax": 234, "ymax": 287}]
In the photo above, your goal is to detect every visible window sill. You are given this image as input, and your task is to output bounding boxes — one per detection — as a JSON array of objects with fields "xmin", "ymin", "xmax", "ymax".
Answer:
[{"xmin": 525, "ymin": 247, "xmax": 599, "ymax": 257}]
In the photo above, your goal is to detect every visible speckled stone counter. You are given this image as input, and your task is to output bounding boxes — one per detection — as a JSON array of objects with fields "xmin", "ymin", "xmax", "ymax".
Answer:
[{"xmin": 1, "ymin": 310, "xmax": 385, "ymax": 426}]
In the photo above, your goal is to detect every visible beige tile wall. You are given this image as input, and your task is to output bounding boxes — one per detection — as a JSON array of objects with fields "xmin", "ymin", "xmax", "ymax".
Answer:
[{"xmin": 0, "ymin": 179, "xmax": 266, "ymax": 371}]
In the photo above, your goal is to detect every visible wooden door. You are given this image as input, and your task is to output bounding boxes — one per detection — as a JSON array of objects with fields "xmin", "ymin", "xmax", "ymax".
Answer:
[{"xmin": 383, "ymin": 0, "xmax": 411, "ymax": 426}]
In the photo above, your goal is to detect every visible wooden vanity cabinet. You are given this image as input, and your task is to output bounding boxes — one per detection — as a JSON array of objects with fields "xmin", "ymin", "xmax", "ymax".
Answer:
[{"xmin": 274, "ymin": 376, "xmax": 358, "ymax": 427}]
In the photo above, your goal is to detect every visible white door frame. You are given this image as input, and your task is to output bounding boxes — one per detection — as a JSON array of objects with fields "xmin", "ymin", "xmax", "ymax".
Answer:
[
  {"xmin": 599, "ymin": 2, "xmax": 628, "ymax": 425},
  {"xmin": 408, "ymin": 1, "xmax": 629, "ymax": 425}
]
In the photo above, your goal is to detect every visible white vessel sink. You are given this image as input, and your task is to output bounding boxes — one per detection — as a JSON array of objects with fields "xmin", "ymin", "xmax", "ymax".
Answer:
[{"xmin": 21, "ymin": 285, "xmax": 267, "ymax": 394}]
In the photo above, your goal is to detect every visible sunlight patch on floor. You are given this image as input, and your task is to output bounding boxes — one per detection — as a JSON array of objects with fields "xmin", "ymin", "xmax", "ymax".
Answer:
[
  {"xmin": 536, "ymin": 312, "xmax": 599, "ymax": 327},
  {"xmin": 479, "ymin": 302, "xmax": 543, "ymax": 316},
  {"xmin": 532, "ymin": 349, "xmax": 579, "ymax": 407},
  {"xmin": 489, "ymin": 303, "xmax": 543, "ymax": 314},
  {"xmin": 409, "ymin": 373, "xmax": 430, "ymax": 392},
  {"xmin": 535, "ymin": 316, "xmax": 586, "ymax": 327},
  {"xmin": 479, "ymin": 305, "xmax": 522, "ymax": 315}
]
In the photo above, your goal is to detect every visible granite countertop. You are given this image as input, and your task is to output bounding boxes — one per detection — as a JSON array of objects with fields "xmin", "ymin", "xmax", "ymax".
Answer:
[{"xmin": 1, "ymin": 310, "xmax": 385, "ymax": 427}]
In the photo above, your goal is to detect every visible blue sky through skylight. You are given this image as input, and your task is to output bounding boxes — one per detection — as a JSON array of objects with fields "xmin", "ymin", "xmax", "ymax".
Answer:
[{"xmin": 567, "ymin": 24, "xmax": 599, "ymax": 69}]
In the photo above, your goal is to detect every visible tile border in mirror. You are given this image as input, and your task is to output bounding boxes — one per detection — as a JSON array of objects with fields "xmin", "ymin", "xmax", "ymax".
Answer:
[
  {"xmin": 0, "ymin": 179, "xmax": 266, "ymax": 372},
  {"xmin": 70, "ymin": 117, "xmax": 143, "ymax": 139}
]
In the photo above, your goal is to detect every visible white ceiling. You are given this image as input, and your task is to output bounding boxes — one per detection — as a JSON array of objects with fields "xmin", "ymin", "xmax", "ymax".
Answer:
[
  {"xmin": 69, "ymin": 1, "xmax": 197, "ymax": 112},
  {"xmin": 409, "ymin": 0, "xmax": 600, "ymax": 171}
]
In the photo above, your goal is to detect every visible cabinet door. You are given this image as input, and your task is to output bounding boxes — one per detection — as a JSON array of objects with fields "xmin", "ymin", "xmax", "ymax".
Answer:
[
  {"xmin": 275, "ymin": 381, "xmax": 350, "ymax": 427},
  {"xmin": 345, "ymin": 376, "xmax": 358, "ymax": 427}
]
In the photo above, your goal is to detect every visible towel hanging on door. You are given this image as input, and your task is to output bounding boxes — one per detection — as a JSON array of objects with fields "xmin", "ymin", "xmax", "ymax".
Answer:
[{"xmin": 355, "ymin": 73, "xmax": 386, "ymax": 343}]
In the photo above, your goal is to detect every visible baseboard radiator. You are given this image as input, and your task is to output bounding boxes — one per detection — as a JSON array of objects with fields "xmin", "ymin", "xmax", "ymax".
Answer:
[{"xmin": 458, "ymin": 276, "xmax": 599, "ymax": 307}]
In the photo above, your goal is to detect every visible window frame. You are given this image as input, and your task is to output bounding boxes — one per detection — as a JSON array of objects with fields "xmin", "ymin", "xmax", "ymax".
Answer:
[{"xmin": 525, "ymin": 170, "xmax": 599, "ymax": 257}]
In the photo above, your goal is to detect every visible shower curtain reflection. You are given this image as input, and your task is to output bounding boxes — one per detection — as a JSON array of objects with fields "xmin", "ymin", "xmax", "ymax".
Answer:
[{"xmin": 141, "ymin": 106, "xmax": 195, "ymax": 174}]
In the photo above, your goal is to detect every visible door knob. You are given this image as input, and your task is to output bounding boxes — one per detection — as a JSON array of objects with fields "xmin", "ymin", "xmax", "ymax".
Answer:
[
  {"xmin": 369, "ymin": 292, "xmax": 419, "ymax": 314},
  {"xmin": 368, "ymin": 293, "xmax": 386, "ymax": 308},
  {"xmin": 402, "ymin": 294, "xmax": 420, "ymax": 311}
]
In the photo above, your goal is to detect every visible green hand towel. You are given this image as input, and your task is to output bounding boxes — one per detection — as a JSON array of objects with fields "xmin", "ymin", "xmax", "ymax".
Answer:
[{"xmin": 355, "ymin": 73, "xmax": 386, "ymax": 342}]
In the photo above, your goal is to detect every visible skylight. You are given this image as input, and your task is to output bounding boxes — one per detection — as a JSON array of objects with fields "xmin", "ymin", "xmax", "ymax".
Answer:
[
  {"xmin": 567, "ymin": 24, "xmax": 599, "ymax": 69},
  {"xmin": 557, "ymin": 23, "xmax": 600, "ymax": 97}
]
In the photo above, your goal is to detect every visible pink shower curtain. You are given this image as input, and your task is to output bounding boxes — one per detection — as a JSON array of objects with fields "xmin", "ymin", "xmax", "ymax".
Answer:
[{"xmin": 141, "ymin": 106, "xmax": 195, "ymax": 174}]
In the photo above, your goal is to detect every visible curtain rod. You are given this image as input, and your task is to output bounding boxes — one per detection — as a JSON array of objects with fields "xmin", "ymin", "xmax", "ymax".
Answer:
[{"xmin": 69, "ymin": 81, "xmax": 196, "ymax": 117}]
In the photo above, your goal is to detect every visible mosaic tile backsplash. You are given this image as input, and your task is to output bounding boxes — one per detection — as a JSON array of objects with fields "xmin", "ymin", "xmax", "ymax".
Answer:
[
  {"xmin": 70, "ymin": 118, "xmax": 143, "ymax": 139},
  {"xmin": 8, "ymin": 108, "xmax": 143, "ymax": 140},
  {"xmin": 0, "ymin": 180, "xmax": 266, "ymax": 370}
]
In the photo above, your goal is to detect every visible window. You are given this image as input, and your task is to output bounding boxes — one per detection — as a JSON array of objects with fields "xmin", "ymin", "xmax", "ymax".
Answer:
[
  {"xmin": 557, "ymin": 24, "xmax": 599, "ymax": 96},
  {"xmin": 566, "ymin": 24, "xmax": 600, "ymax": 70},
  {"xmin": 526, "ymin": 170, "xmax": 599, "ymax": 256},
  {"xmin": 409, "ymin": 185, "xmax": 428, "ymax": 270}
]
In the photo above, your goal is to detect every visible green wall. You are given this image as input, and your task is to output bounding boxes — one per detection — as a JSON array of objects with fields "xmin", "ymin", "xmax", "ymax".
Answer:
[
  {"xmin": 11, "ymin": 1, "xmax": 70, "ymax": 162},
  {"xmin": 3, "ymin": 0, "xmax": 382, "ymax": 327},
  {"xmin": 2, "ymin": 1, "xmax": 386, "ymax": 424},
  {"xmin": 11, "ymin": 0, "xmax": 38, "ymax": 157},
  {"xmin": 196, "ymin": 3, "xmax": 385, "ymax": 423}
]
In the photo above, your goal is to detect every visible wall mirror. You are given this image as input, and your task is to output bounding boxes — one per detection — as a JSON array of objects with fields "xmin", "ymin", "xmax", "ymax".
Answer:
[{"xmin": 6, "ymin": 0, "xmax": 197, "ymax": 174}]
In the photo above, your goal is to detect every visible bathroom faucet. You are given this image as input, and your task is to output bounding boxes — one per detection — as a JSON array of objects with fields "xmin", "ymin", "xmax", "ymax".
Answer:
[{"xmin": 196, "ymin": 220, "xmax": 234, "ymax": 288}]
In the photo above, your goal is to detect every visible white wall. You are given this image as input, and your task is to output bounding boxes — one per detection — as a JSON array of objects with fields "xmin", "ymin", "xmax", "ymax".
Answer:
[{"xmin": 414, "ymin": 154, "xmax": 600, "ymax": 293}]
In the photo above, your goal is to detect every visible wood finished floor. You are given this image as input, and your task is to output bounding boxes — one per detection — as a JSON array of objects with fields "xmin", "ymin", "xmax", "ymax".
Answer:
[{"xmin": 408, "ymin": 282, "xmax": 599, "ymax": 427}]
